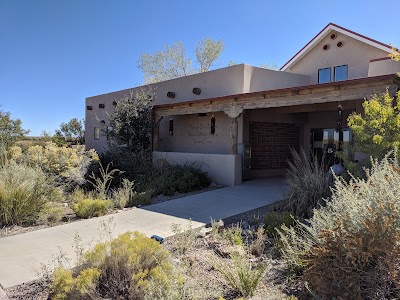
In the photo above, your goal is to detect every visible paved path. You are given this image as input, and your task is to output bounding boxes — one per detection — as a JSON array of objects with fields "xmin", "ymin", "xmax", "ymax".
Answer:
[{"xmin": 0, "ymin": 177, "xmax": 287, "ymax": 288}]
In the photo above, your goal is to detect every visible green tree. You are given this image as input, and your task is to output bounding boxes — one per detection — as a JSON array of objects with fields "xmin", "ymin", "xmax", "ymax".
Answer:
[
  {"xmin": 0, "ymin": 109, "xmax": 29, "ymax": 151},
  {"xmin": 59, "ymin": 118, "xmax": 85, "ymax": 144},
  {"xmin": 108, "ymin": 88, "xmax": 154, "ymax": 155},
  {"xmin": 341, "ymin": 90, "xmax": 400, "ymax": 175},
  {"xmin": 138, "ymin": 38, "xmax": 224, "ymax": 84},
  {"xmin": 195, "ymin": 37, "xmax": 224, "ymax": 73}
]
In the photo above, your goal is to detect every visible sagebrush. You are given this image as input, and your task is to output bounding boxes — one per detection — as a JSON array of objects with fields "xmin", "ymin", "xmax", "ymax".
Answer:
[{"xmin": 278, "ymin": 154, "xmax": 400, "ymax": 299}]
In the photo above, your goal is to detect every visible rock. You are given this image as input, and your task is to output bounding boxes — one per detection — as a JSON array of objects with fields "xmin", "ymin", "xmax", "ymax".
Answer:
[
  {"xmin": 210, "ymin": 182, "xmax": 217, "ymax": 187},
  {"xmin": 187, "ymin": 255, "xmax": 196, "ymax": 266}
]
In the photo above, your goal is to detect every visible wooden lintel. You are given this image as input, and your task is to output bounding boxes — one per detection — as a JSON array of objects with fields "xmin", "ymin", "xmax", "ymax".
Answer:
[{"xmin": 155, "ymin": 83, "xmax": 398, "ymax": 117}]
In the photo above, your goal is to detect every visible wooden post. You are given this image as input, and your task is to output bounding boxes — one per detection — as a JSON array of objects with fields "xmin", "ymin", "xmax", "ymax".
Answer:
[{"xmin": 230, "ymin": 117, "xmax": 238, "ymax": 155}]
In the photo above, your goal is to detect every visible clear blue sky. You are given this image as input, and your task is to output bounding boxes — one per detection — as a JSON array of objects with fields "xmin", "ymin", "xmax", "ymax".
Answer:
[{"xmin": 1, "ymin": 0, "xmax": 398, "ymax": 136}]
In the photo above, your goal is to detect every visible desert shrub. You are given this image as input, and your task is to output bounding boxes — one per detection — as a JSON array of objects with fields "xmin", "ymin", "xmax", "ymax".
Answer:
[
  {"xmin": 149, "ymin": 162, "xmax": 211, "ymax": 196},
  {"xmin": 129, "ymin": 190, "xmax": 152, "ymax": 207},
  {"xmin": 112, "ymin": 178, "xmax": 135, "ymax": 209},
  {"xmin": 73, "ymin": 199, "xmax": 112, "ymax": 219},
  {"xmin": 285, "ymin": 148, "xmax": 331, "ymax": 218},
  {"xmin": 212, "ymin": 252, "xmax": 266, "ymax": 298},
  {"xmin": 250, "ymin": 227, "xmax": 266, "ymax": 257},
  {"xmin": 41, "ymin": 203, "xmax": 66, "ymax": 224},
  {"xmin": 10, "ymin": 143, "xmax": 98, "ymax": 188},
  {"xmin": 222, "ymin": 225, "xmax": 243, "ymax": 246},
  {"xmin": 0, "ymin": 162, "xmax": 59, "ymax": 225},
  {"xmin": 88, "ymin": 162, "xmax": 121, "ymax": 199},
  {"xmin": 171, "ymin": 222, "xmax": 197, "ymax": 256},
  {"xmin": 264, "ymin": 211, "xmax": 296, "ymax": 237},
  {"xmin": 278, "ymin": 154, "xmax": 400, "ymax": 299},
  {"xmin": 50, "ymin": 231, "xmax": 173, "ymax": 300}
]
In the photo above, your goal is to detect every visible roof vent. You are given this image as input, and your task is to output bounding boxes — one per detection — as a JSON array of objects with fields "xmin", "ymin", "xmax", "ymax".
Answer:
[
  {"xmin": 330, "ymin": 33, "xmax": 337, "ymax": 40},
  {"xmin": 192, "ymin": 88, "xmax": 201, "ymax": 95},
  {"xmin": 337, "ymin": 41, "xmax": 343, "ymax": 48},
  {"xmin": 167, "ymin": 91, "xmax": 175, "ymax": 98},
  {"xmin": 323, "ymin": 44, "xmax": 329, "ymax": 51}
]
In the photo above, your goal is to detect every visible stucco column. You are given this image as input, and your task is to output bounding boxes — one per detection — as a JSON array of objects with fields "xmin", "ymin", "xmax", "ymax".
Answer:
[
  {"xmin": 224, "ymin": 105, "xmax": 243, "ymax": 155},
  {"xmin": 230, "ymin": 117, "xmax": 238, "ymax": 154}
]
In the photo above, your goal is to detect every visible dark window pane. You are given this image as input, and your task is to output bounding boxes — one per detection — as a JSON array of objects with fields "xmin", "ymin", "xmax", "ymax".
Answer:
[
  {"xmin": 318, "ymin": 68, "xmax": 331, "ymax": 83},
  {"xmin": 334, "ymin": 65, "xmax": 348, "ymax": 81}
]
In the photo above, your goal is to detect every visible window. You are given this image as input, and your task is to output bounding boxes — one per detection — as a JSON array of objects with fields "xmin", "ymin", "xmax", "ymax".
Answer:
[
  {"xmin": 94, "ymin": 127, "xmax": 100, "ymax": 140},
  {"xmin": 334, "ymin": 65, "xmax": 348, "ymax": 81},
  {"xmin": 318, "ymin": 67, "xmax": 331, "ymax": 83}
]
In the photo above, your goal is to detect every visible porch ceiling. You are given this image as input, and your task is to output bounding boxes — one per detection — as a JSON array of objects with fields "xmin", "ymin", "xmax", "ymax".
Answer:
[{"xmin": 154, "ymin": 74, "xmax": 399, "ymax": 119}]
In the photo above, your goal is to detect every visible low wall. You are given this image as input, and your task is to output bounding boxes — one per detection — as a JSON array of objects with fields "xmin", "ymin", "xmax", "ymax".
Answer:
[{"xmin": 153, "ymin": 151, "xmax": 242, "ymax": 186}]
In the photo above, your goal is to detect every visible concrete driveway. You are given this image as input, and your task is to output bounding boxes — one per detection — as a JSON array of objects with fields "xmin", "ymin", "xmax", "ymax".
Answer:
[{"xmin": 0, "ymin": 177, "xmax": 288, "ymax": 288}]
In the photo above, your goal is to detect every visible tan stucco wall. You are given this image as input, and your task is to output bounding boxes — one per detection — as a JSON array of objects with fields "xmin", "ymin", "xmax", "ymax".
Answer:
[
  {"xmin": 287, "ymin": 31, "xmax": 389, "ymax": 82},
  {"xmin": 153, "ymin": 151, "xmax": 242, "ymax": 186},
  {"xmin": 368, "ymin": 59, "xmax": 400, "ymax": 76},
  {"xmin": 158, "ymin": 111, "xmax": 232, "ymax": 154},
  {"xmin": 245, "ymin": 65, "xmax": 311, "ymax": 91}
]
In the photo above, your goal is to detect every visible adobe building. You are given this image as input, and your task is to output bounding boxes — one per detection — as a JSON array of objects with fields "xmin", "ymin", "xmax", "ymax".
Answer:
[{"xmin": 85, "ymin": 23, "xmax": 400, "ymax": 186}]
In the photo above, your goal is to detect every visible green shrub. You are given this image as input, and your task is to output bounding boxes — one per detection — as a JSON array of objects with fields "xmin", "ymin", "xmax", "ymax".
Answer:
[
  {"xmin": 129, "ymin": 190, "xmax": 152, "ymax": 207},
  {"xmin": 285, "ymin": 148, "xmax": 332, "ymax": 218},
  {"xmin": 50, "ymin": 231, "xmax": 173, "ymax": 300},
  {"xmin": 149, "ymin": 162, "xmax": 211, "ymax": 196},
  {"xmin": 212, "ymin": 252, "xmax": 266, "ymax": 298},
  {"xmin": 222, "ymin": 225, "xmax": 243, "ymax": 246},
  {"xmin": 278, "ymin": 154, "xmax": 400, "ymax": 299},
  {"xmin": 170, "ymin": 222, "xmax": 197, "ymax": 256},
  {"xmin": 112, "ymin": 178, "xmax": 135, "ymax": 209},
  {"xmin": 0, "ymin": 162, "xmax": 58, "ymax": 226},
  {"xmin": 73, "ymin": 199, "xmax": 112, "ymax": 219},
  {"xmin": 264, "ymin": 211, "xmax": 296, "ymax": 237},
  {"xmin": 42, "ymin": 203, "xmax": 65, "ymax": 224}
]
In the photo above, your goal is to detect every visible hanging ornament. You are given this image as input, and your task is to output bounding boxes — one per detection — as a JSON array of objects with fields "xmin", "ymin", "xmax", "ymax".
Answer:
[{"xmin": 336, "ymin": 104, "xmax": 343, "ymax": 132}]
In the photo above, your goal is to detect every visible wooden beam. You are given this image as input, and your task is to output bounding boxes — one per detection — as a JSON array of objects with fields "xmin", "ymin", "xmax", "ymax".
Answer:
[{"xmin": 155, "ymin": 84, "xmax": 397, "ymax": 117}]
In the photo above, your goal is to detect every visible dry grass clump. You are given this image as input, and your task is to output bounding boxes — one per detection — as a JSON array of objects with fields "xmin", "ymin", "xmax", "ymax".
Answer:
[
  {"xmin": 0, "ymin": 162, "xmax": 60, "ymax": 226},
  {"xmin": 285, "ymin": 148, "xmax": 332, "ymax": 218},
  {"xmin": 278, "ymin": 155, "xmax": 400, "ymax": 299}
]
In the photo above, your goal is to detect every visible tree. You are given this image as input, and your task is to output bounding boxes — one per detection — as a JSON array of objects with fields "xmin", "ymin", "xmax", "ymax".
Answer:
[
  {"xmin": 107, "ymin": 88, "xmax": 154, "ymax": 155},
  {"xmin": 0, "ymin": 110, "xmax": 29, "ymax": 150},
  {"xmin": 195, "ymin": 38, "xmax": 224, "ymax": 73},
  {"xmin": 137, "ymin": 38, "xmax": 224, "ymax": 84},
  {"xmin": 59, "ymin": 118, "xmax": 85, "ymax": 144},
  {"xmin": 339, "ymin": 90, "xmax": 400, "ymax": 176}
]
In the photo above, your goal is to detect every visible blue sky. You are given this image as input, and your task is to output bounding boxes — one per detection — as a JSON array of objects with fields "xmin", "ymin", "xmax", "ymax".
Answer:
[{"xmin": 1, "ymin": 0, "xmax": 398, "ymax": 136}]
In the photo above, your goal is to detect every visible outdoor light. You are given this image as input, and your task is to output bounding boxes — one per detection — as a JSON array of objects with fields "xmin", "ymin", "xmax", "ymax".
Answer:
[
  {"xmin": 192, "ymin": 87, "xmax": 201, "ymax": 95},
  {"xmin": 167, "ymin": 91, "xmax": 175, "ymax": 98},
  {"xmin": 86, "ymin": 106, "xmax": 93, "ymax": 110},
  {"xmin": 99, "ymin": 104, "xmax": 105, "ymax": 108},
  {"xmin": 169, "ymin": 118, "xmax": 174, "ymax": 136},
  {"xmin": 211, "ymin": 115, "xmax": 216, "ymax": 135},
  {"xmin": 336, "ymin": 104, "xmax": 343, "ymax": 132}
]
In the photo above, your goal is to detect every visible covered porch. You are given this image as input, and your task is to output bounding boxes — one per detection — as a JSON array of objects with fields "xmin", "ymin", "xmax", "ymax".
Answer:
[{"xmin": 152, "ymin": 75, "xmax": 399, "ymax": 186}]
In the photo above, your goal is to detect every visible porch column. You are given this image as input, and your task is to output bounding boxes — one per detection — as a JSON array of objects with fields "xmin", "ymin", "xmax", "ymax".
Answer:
[
  {"xmin": 230, "ymin": 117, "xmax": 238, "ymax": 154},
  {"xmin": 224, "ymin": 106, "xmax": 244, "ymax": 155}
]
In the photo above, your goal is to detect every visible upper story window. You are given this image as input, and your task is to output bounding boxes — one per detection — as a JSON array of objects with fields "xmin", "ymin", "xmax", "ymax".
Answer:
[
  {"xmin": 318, "ymin": 67, "xmax": 331, "ymax": 84},
  {"xmin": 334, "ymin": 65, "xmax": 348, "ymax": 81}
]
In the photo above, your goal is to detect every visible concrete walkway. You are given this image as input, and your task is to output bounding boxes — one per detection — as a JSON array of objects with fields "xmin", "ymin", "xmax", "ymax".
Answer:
[{"xmin": 0, "ymin": 177, "xmax": 288, "ymax": 289}]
